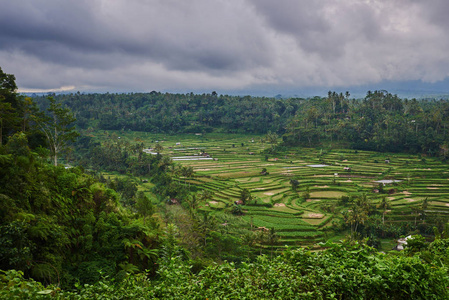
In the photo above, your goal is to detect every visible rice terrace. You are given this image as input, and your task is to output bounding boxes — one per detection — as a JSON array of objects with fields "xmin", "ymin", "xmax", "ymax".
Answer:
[
  {"xmin": 3, "ymin": 62, "xmax": 449, "ymax": 297},
  {"xmin": 95, "ymin": 131, "xmax": 449, "ymax": 250}
]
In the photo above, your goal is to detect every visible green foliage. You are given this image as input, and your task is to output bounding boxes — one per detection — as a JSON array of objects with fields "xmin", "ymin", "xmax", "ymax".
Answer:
[
  {"xmin": 283, "ymin": 90, "xmax": 449, "ymax": 156},
  {"xmin": 40, "ymin": 92, "xmax": 297, "ymax": 135},
  {"xmin": 239, "ymin": 188, "xmax": 252, "ymax": 204},
  {"xmin": 33, "ymin": 96, "xmax": 79, "ymax": 166},
  {"xmin": 4, "ymin": 239, "xmax": 449, "ymax": 298},
  {"xmin": 4, "ymin": 68, "xmax": 449, "ymax": 298},
  {"xmin": 404, "ymin": 235, "xmax": 428, "ymax": 254},
  {"xmin": 0, "ymin": 269, "xmax": 51, "ymax": 300},
  {"xmin": 0, "ymin": 131, "xmax": 161, "ymax": 288},
  {"xmin": 290, "ymin": 178, "xmax": 299, "ymax": 191}
]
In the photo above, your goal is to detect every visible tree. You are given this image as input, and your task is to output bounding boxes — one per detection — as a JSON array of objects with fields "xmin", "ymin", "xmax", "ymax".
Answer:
[
  {"xmin": 135, "ymin": 191, "xmax": 154, "ymax": 221},
  {"xmin": 231, "ymin": 203, "xmax": 243, "ymax": 215},
  {"xmin": 290, "ymin": 179, "xmax": 299, "ymax": 192},
  {"xmin": 421, "ymin": 197, "xmax": 429, "ymax": 223},
  {"xmin": 377, "ymin": 196, "xmax": 391, "ymax": 224},
  {"xmin": 180, "ymin": 165, "xmax": 194, "ymax": 188},
  {"xmin": 268, "ymin": 227, "xmax": 279, "ymax": 259},
  {"xmin": 345, "ymin": 194, "xmax": 371, "ymax": 239},
  {"xmin": 154, "ymin": 143, "xmax": 163, "ymax": 155},
  {"xmin": 346, "ymin": 205, "xmax": 368, "ymax": 239},
  {"xmin": 0, "ymin": 100, "xmax": 15, "ymax": 145},
  {"xmin": 197, "ymin": 190, "xmax": 214, "ymax": 203},
  {"xmin": 199, "ymin": 212, "xmax": 216, "ymax": 247},
  {"xmin": 0, "ymin": 67, "xmax": 19, "ymax": 145},
  {"xmin": 34, "ymin": 97, "xmax": 79, "ymax": 166},
  {"xmin": 240, "ymin": 188, "xmax": 252, "ymax": 205},
  {"xmin": 265, "ymin": 131, "xmax": 278, "ymax": 150},
  {"xmin": 185, "ymin": 194, "xmax": 199, "ymax": 212}
]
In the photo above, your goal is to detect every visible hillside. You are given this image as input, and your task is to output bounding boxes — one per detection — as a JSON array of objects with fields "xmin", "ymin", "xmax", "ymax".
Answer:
[{"xmin": 2, "ymin": 67, "xmax": 449, "ymax": 298}]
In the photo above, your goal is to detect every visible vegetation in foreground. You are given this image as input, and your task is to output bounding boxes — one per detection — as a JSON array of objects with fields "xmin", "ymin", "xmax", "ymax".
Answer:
[{"xmin": 3, "ymin": 239, "xmax": 449, "ymax": 299}]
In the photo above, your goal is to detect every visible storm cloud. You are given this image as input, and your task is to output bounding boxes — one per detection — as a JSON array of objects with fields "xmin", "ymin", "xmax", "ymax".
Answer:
[{"xmin": 1, "ymin": 0, "xmax": 448, "ymax": 94}]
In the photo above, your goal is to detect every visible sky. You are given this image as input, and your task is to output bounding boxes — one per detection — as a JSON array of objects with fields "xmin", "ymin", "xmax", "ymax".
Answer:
[{"xmin": 1, "ymin": 0, "xmax": 449, "ymax": 97}]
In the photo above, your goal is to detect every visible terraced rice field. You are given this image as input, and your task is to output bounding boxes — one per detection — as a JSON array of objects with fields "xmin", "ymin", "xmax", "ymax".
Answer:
[{"xmin": 99, "ymin": 131, "xmax": 449, "ymax": 246}]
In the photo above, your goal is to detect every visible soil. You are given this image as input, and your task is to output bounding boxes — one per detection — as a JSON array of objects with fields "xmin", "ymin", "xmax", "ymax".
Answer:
[{"xmin": 305, "ymin": 213, "xmax": 324, "ymax": 218}]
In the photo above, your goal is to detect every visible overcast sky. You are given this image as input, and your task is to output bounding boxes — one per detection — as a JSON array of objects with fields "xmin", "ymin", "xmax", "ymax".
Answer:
[{"xmin": 1, "ymin": 0, "xmax": 449, "ymax": 96}]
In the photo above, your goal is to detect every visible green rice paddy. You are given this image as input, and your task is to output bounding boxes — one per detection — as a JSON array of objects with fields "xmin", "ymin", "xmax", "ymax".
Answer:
[{"xmin": 94, "ymin": 130, "xmax": 449, "ymax": 246}]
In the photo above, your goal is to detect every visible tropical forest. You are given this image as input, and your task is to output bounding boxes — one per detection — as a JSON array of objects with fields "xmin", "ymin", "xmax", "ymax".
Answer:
[{"xmin": 3, "ymin": 66, "xmax": 449, "ymax": 299}]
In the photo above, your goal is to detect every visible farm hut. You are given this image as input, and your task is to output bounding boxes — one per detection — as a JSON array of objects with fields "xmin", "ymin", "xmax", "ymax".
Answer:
[
  {"xmin": 393, "ymin": 235, "xmax": 412, "ymax": 251},
  {"xmin": 169, "ymin": 198, "xmax": 179, "ymax": 205}
]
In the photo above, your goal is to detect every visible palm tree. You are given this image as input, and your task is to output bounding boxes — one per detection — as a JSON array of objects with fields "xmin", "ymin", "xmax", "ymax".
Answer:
[
  {"xmin": 268, "ymin": 227, "xmax": 279, "ymax": 259},
  {"xmin": 181, "ymin": 166, "xmax": 194, "ymax": 189},
  {"xmin": 347, "ymin": 205, "xmax": 368, "ymax": 239},
  {"xmin": 265, "ymin": 131, "xmax": 278, "ymax": 150},
  {"xmin": 154, "ymin": 143, "xmax": 163, "ymax": 155},
  {"xmin": 421, "ymin": 197, "xmax": 428, "ymax": 223},
  {"xmin": 377, "ymin": 196, "xmax": 391, "ymax": 224},
  {"xmin": 199, "ymin": 212, "xmax": 216, "ymax": 246}
]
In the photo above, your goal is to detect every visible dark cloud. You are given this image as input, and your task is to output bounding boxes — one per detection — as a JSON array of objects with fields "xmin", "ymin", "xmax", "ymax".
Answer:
[
  {"xmin": 249, "ymin": 0, "xmax": 384, "ymax": 60},
  {"xmin": 0, "ymin": 0, "xmax": 448, "ymax": 93},
  {"xmin": 0, "ymin": 0, "xmax": 273, "ymax": 73}
]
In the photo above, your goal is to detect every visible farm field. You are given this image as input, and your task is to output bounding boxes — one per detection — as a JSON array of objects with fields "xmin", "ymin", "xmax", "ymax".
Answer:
[{"xmin": 91, "ymin": 130, "xmax": 449, "ymax": 248}]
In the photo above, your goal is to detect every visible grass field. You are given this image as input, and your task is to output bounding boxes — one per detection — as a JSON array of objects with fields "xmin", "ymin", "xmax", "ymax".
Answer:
[{"xmin": 90, "ymin": 130, "xmax": 449, "ymax": 247}]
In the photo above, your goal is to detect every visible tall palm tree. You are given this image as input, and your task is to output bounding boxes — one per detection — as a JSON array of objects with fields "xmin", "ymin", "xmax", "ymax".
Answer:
[{"xmin": 377, "ymin": 196, "xmax": 391, "ymax": 224}]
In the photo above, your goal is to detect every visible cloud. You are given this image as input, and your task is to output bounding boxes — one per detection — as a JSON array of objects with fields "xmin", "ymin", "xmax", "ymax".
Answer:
[{"xmin": 1, "ymin": 0, "xmax": 449, "ymax": 93}]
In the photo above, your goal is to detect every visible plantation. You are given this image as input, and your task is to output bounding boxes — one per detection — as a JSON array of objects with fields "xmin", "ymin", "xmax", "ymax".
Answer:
[{"xmin": 84, "ymin": 130, "xmax": 449, "ymax": 249}]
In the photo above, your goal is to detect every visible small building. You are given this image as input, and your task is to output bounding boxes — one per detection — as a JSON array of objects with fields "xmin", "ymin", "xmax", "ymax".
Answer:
[
  {"xmin": 393, "ymin": 235, "xmax": 412, "ymax": 251},
  {"xmin": 257, "ymin": 226, "xmax": 269, "ymax": 232},
  {"xmin": 169, "ymin": 199, "xmax": 179, "ymax": 205}
]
